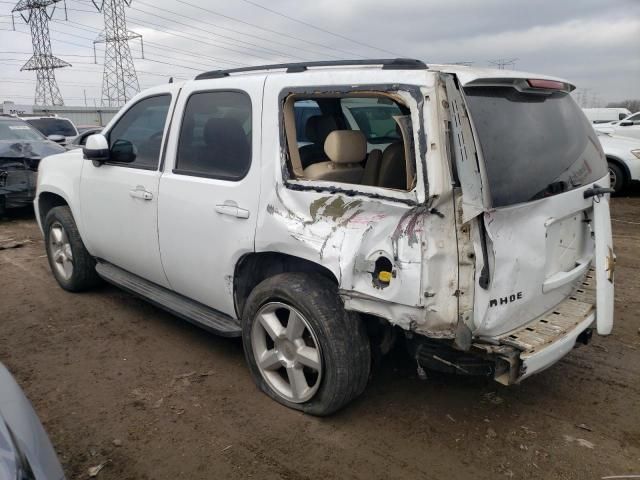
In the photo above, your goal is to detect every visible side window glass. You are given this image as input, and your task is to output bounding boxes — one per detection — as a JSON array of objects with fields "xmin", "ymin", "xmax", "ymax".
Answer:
[
  {"xmin": 108, "ymin": 95, "xmax": 171, "ymax": 169},
  {"xmin": 176, "ymin": 91, "xmax": 252, "ymax": 180}
]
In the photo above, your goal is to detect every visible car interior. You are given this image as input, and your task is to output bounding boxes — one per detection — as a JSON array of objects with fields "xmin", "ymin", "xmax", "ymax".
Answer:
[{"xmin": 284, "ymin": 94, "xmax": 417, "ymax": 192}]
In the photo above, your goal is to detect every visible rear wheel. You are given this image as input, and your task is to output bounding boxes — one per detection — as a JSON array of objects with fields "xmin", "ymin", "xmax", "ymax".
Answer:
[
  {"xmin": 241, "ymin": 273, "xmax": 370, "ymax": 416},
  {"xmin": 607, "ymin": 161, "xmax": 626, "ymax": 194},
  {"xmin": 44, "ymin": 206, "xmax": 101, "ymax": 292}
]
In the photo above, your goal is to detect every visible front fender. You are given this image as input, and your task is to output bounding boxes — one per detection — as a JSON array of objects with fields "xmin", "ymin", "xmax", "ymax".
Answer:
[{"xmin": 35, "ymin": 150, "xmax": 85, "ymax": 236}]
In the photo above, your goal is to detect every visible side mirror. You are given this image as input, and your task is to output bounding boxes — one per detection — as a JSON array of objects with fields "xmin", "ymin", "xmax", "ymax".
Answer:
[
  {"xmin": 110, "ymin": 139, "xmax": 137, "ymax": 163},
  {"xmin": 47, "ymin": 134, "xmax": 66, "ymax": 144},
  {"xmin": 83, "ymin": 134, "xmax": 110, "ymax": 162},
  {"xmin": 619, "ymin": 121, "xmax": 634, "ymax": 127}
]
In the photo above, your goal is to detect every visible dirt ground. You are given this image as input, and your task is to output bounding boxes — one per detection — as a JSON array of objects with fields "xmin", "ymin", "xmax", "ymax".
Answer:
[{"xmin": 0, "ymin": 190, "xmax": 639, "ymax": 480}]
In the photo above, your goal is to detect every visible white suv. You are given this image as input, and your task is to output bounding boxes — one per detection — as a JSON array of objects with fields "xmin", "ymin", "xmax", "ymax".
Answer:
[
  {"xmin": 595, "ymin": 111, "xmax": 640, "ymax": 140},
  {"xmin": 35, "ymin": 59, "xmax": 615, "ymax": 415},
  {"xmin": 22, "ymin": 115, "xmax": 79, "ymax": 146}
]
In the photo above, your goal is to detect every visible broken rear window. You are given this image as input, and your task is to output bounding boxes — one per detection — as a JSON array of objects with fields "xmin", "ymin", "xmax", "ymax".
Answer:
[{"xmin": 283, "ymin": 93, "xmax": 416, "ymax": 192}]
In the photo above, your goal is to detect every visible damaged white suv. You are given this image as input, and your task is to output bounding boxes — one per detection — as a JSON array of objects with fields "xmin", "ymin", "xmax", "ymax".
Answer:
[{"xmin": 35, "ymin": 59, "xmax": 615, "ymax": 415}]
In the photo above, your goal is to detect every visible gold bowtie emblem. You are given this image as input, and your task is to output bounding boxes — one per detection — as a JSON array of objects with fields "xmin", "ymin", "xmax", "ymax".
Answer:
[{"xmin": 605, "ymin": 246, "xmax": 616, "ymax": 283}]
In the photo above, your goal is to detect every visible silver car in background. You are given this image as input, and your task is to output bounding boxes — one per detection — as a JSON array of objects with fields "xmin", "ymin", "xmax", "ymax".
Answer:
[{"xmin": 0, "ymin": 363, "xmax": 65, "ymax": 480}]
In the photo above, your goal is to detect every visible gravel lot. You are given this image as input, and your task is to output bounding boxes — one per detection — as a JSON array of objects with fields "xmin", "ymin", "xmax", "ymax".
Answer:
[{"xmin": 0, "ymin": 190, "xmax": 639, "ymax": 480}]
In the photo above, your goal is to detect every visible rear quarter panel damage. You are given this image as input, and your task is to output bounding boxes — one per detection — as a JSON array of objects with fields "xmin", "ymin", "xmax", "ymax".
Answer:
[
  {"xmin": 256, "ymin": 184, "xmax": 460, "ymax": 337},
  {"xmin": 255, "ymin": 72, "xmax": 463, "ymax": 337}
]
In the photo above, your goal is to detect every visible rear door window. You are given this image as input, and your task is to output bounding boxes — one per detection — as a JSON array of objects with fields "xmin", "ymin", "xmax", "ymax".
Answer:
[
  {"xmin": 175, "ymin": 90, "xmax": 252, "ymax": 180},
  {"xmin": 464, "ymin": 87, "xmax": 607, "ymax": 207}
]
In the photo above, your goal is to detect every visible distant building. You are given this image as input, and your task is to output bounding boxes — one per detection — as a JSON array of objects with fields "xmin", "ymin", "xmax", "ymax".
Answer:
[{"xmin": 2, "ymin": 101, "xmax": 120, "ymax": 127}]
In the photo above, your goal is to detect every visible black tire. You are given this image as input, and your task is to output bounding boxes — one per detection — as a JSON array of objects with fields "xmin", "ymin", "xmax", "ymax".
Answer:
[
  {"xmin": 608, "ymin": 161, "xmax": 626, "ymax": 194},
  {"xmin": 241, "ymin": 273, "xmax": 371, "ymax": 416},
  {"xmin": 44, "ymin": 205, "xmax": 101, "ymax": 292}
]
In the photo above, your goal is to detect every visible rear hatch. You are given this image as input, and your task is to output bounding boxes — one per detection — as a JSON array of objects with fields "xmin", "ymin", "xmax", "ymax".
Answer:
[{"xmin": 450, "ymin": 77, "xmax": 610, "ymax": 337}]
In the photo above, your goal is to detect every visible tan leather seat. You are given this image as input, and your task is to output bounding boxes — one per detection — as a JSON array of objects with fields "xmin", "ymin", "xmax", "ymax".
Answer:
[
  {"xmin": 298, "ymin": 115, "xmax": 338, "ymax": 169},
  {"xmin": 378, "ymin": 141, "xmax": 406, "ymax": 189},
  {"xmin": 303, "ymin": 130, "xmax": 365, "ymax": 184},
  {"xmin": 361, "ymin": 149, "xmax": 382, "ymax": 186}
]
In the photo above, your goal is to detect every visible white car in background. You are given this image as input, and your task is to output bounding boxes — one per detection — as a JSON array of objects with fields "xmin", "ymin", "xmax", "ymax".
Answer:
[
  {"xmin": 594, "ymin": 111, "xmax": 640, "ymax": 140},
  {"xmin": 22, "ymin": 116, "xmax": 79, "ymax": 147},
  {"xmin": 597, "ymin": 130, "xmax": 640, "ymax": 193},
  {"xmin": 583, "ymin": 107, "xmax": 631, "ymax": 124}
]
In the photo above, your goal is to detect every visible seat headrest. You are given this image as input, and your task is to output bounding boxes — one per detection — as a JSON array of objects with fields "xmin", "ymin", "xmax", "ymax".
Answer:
[
  {"xmin": 203, "ymin": 117, "xmax": 249, "ymax": 151},
  {"xmin": 324, "ymin": 130, "xmax": 367, "ymax": 164},
  {"xmin": 305, "ymin": 115, "xmax": 338, "ymax": 144},
  {"xmin": 201, "ymin": 117, "xmax": 251, "ymax": 175}
]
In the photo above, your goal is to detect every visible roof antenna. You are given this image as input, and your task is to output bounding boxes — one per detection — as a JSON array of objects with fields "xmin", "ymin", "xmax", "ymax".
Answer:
[{"xmin": 168, "ymin": 77, "xmax": 173, "ymax": 84}]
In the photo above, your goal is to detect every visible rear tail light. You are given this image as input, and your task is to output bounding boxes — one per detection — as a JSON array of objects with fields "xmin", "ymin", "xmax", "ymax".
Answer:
[{"xmin": 527, "ymin": 79, "xmax": 568, "ymax": 91}]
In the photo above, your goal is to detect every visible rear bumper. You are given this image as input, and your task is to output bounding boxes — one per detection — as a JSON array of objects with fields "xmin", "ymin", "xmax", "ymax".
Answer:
[
  {"xmin": 517, "ymin": 312, "xmax": 593, "ymax": 382},
  {"xmin": 475, "ymin": 270, "xmax": 596, "ymax": 385}
]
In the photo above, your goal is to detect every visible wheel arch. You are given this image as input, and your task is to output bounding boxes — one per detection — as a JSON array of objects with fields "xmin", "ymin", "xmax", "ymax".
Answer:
[
  {"xmin": 233, "ymin": 252, "xmax": 338, "ymax": 319},
  {"xmin": 606, "ymin": 155, "xmax": 631, "ymax": 183},
  {"xmin": 38, "ymin": 191, "xmax": 69, "ymax": 227}
]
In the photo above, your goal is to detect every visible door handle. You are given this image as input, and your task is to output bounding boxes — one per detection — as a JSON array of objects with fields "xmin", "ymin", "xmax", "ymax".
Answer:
[
  {"xmin": 129, "ymin": 187, "xmax": 153, "ymax": 201},
  {"xmin": 215, "ymin": 204, "xmax": 250, "ymax": 219}
]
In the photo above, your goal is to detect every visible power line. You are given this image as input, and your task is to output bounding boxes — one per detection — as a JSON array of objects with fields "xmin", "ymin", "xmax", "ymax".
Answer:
[
  {"xmin": 173, "ymin": 0, "xmax": 367, "ymax": 59},
  {"xmin": 12, "ymin": 20, "xmax": 221, "ymax": 73},
  {"xmin": 49, "ymin": 19, "xmax": 227, "ymax": 70},
  {"xmin": 238, "ymin": 0, "xmax": 402, "ymax": 57},
  {"xmin": 0, "ymin": 49, "xmax": 96, "ymax": 58},
  {"xmin": 124, "ymin": 14, "xmax": 262, "ymax": 65},
  {"xmin": 129, "ymin": 2, "xmax": 308, "ymax": 61},
  {"xmin": 0, "ymin": 60, "xmax": 189, "ymax": 79},
  {"xmin": 134, "ymin": 0, "xmax": 343, "ymax": 61},
  {"xmin": 50, "ymin": 18, "xmax": 239, "ymax": 68}
]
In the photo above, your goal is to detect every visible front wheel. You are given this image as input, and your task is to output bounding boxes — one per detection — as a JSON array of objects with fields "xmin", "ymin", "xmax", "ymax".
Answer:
[
  {"xmin": 44, "ymin": 206, "xmax": 101, "ymax": 292},
  {"xmin": 241, "ymin": 273, "xmax": 371, "ymax": 416}
]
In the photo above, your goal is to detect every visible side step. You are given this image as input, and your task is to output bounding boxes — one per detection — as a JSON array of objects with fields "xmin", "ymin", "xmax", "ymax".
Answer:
[{"xmin": 95, "ymin": 262, "xmax": 241, "ymax": 337}]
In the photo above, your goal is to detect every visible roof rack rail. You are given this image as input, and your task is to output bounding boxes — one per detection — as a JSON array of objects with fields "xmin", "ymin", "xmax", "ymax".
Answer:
[{"xmin": 195, "ymin": 58, "xmax": 427, "ymax": 80}]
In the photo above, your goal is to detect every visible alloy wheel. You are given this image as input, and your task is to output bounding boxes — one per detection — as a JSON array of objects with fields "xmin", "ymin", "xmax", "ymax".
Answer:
[
  {"xmin": 609, "ymin": 166, "xmax": 618, "ymax": 191},
  {"xmin": 251, "ymin": 302, "xmax": 323, "ymax": 403},
  {"xmin": 48, "ymin": 221, "xmax": 73, "ymax": 281}
]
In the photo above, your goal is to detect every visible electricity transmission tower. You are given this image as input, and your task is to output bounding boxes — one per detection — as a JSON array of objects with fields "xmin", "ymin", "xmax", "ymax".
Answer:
[
  {"xmin": 488, "ymin": 58, "xmax": 518, "ymax": 70},
  {"xmin": 92, "ymin": 0, "xmax": 143, "ymax": 107},
  {"xmin": 12, "ymin": 0, "xmax": 70, "ymax": 106}
]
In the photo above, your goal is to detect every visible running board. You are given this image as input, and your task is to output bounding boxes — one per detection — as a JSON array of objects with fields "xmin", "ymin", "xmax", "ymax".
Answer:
[{"xmin": 95, "ymin": 262, "xmax": 241, "ymax": 337}]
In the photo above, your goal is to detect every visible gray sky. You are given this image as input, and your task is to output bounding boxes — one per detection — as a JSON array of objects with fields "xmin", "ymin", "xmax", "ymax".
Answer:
[{"xmin": 1, "ymin": 0, "xmax": 639, "ymax": 106}]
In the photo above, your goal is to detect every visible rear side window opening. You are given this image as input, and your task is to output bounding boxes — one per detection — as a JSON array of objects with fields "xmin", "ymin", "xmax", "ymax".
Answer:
[
  {"xmin": 464, "ymin": 86, "xmax": 607, "ymax": 208},
  {"xmin": 282, "ymin": 92, "xmax": 417, "ymax": 192}
]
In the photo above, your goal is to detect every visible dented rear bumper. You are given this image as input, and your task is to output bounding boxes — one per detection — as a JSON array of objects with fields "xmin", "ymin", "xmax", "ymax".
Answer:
[{"xmin": 474, "ymin": 270, "xmax": 596, "ymax": 385}]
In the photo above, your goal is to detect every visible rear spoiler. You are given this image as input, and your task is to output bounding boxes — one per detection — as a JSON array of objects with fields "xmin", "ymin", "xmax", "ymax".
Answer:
[{"xmin": 464, "ymin": 77, "xmax": 575, "ymax": 94}]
